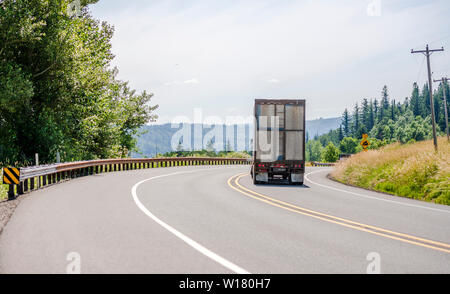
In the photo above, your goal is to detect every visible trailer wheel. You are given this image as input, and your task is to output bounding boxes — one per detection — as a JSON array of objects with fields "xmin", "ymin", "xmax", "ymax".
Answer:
[{"xmin": 290, "ymin": 181, "xmax": 303, "ymax": 186}]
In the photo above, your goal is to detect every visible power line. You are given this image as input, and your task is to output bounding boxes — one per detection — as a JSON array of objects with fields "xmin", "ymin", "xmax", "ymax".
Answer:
[
  {"xmin": 415, "ymin": 54, "xmax": 426, "ymax": 84},
  {"xmin": 411, "ymin": 44, "xmax": 444, "ymax": 151}
]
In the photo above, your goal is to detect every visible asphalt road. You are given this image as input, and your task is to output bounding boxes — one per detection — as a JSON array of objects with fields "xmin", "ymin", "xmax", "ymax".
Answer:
[{"xmin": 1, "ymin": 165, "xmax": 449, "ymax": 274}]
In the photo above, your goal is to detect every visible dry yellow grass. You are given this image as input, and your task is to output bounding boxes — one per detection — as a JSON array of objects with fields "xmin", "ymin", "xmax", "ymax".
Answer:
[{"xmin": 331, "ymin": 137, "xmax": 450, "ymax": 205}]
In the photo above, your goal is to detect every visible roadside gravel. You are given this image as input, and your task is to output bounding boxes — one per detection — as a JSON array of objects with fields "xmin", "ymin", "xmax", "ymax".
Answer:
[{"xmin": 0, "ymin": 195, "xmax": 26, "ymax": 235}]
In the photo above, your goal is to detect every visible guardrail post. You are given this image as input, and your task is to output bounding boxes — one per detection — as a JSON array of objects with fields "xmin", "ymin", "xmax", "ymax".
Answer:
[
  {"xmin": 18, "ymin": 182, "xmax": 24, "ymax": 195},
  {"xmin": 30, "ymin": 177, "xmax": 35, "ymax": 190},
  {"xmin": 8, "ymin": 184, "xmax": 15, "ymax": 200},
  {"xmin": 16, "ymin": 182, "xmax": 22, "ymax": 195},
  {"xmin": 24, "ymin": 179, "xmax": 29, "ymax": 192}
]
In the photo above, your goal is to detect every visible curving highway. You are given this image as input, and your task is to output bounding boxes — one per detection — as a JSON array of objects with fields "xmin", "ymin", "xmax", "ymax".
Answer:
[{"xmin": 1, "ymin": 165, "xmax": 449, "ymax": 274}]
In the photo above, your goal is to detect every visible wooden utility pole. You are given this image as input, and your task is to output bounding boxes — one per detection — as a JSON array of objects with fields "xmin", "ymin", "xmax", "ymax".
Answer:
[
  {"xmin": 433, "ymin": 77, "xmax": 449, "ymax": 142},
  {"xmin": 411, "ymin": 44, "xmax": 444, "ymax": 151}
]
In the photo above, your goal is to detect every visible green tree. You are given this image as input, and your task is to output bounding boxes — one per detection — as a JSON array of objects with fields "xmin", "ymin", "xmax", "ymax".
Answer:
[
  {"xmin": 342, "ymin": 108, "xmax": 350, "ymax": 137},
  {"xmin": 338, "ymin": 125, "xmax": 344, "ymax": 142},
  {"xmin": 0, "ymin": 0, "xmax": 158, "ymax": 164},
  {"xmin": 373, "ymin": 99, "xmax": 379, "ymax": 124},
  {"xmin": 392, "ymin": 110, "xmax": 436, "ymax": 143},
  {"xmin": 339, "ymin": 137, "xmax": 359, "ymax": 154},
  {"xmin": 410, "ymin": 82, "xmax": 421, "ymax": 116},
  {"xmin": 321, "ymin": 142, "xmax": 339, "ymax": 162},
  {"xmin": 306, "ymin": 140, "xmax": 323, "ymax": 161},
  {"xmin": 361, "ymin": 98, "xmax": 370, "ymax": 133},
  {"xmin": 368, "ymin": 99, "xmax": 375, "ymax": 130},
  {"xmin": 379, "ymin": 85, "xmax": 390, "ymax": 121},
  {"xmin": 420, "ymin": 84, "xmax": 430, "ymax": 117}
]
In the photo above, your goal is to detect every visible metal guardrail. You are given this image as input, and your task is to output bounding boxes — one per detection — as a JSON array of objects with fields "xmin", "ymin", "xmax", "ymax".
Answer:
[
  {"xmin": 3, "ymin": 157, "xmax": 251, "ymax": 201},
  {"xmin": 311, "ymin": 161, "xmax": 336, "ymax": 167}
]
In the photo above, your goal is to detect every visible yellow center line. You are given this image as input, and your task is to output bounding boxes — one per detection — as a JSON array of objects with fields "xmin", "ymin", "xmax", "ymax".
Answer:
[{"xmin": 227, "ymin": 173, "xmax": 450, "ymax": 254}]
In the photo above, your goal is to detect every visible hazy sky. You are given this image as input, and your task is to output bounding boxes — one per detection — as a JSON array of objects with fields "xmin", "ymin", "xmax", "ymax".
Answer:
[{"xmin": 90, "ymin": 0, "xmax": 450, "ymax": 123}]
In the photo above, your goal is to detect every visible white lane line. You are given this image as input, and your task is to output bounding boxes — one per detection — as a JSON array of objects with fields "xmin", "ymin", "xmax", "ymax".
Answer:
[
  {"xmin": 304, "ymin": 169, "xmax": 450, "ymax": 214},
  {"xmin": 131, "ymin": 167, "xmax": 251, "ymax": 274}
]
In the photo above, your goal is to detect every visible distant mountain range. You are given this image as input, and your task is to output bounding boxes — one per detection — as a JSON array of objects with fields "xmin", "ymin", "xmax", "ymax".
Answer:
[{"xmin": 132, "ymin": 117, "xmax": 340, "ymax": 157}]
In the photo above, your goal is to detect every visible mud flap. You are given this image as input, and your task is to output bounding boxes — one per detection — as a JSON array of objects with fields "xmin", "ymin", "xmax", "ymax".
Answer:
[
  {"xmin": 290, "ymin": 173, "xmax": 304, "ymax": 183},
  {"xmin": 255, "ymin": 172, "xmax": 269, "ymax": 182}
]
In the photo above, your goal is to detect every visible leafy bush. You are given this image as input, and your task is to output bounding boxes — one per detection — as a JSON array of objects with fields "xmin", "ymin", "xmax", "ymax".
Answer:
[
  {"xmin": 339, "ymin": 137, "xmax": 359, "ymax": 154},
  {"xmin": 322, "ymin": 142, "xmax": 340, "ymax": 162}
]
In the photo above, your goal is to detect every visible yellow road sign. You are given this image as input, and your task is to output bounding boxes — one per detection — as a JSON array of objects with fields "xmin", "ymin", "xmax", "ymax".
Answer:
[
  {"xmin": 360, "ymin": 134, "xmax": 370, "ymax": 151},
  {"xmin": 3, "ymin": 167, "xmax": 20, "ymax": 185}
]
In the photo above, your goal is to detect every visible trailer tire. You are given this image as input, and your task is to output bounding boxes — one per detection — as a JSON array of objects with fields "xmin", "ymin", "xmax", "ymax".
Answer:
[{"xmin": 290, "ymin": 181, "xmax": 303, "ymax": 186}]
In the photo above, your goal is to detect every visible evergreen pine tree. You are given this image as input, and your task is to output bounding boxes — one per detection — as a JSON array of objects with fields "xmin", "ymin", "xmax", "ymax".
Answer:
[
  {"xmin": 391, "ymin": 99, "xmax": 396, "ymax": 120},
  {"xmin": 368, "ymin": 99, "xmax": 375, "ymax": 130},
  {"xmin": 352, "ymin": 103, "xmax": 360, "ymax": 138},
  {"xmin": 342, "ymin": 108, "xmax": 350, "ymax": 137},
  {"xmin": 410, "ymin": 82, "xmax": 420, "ymax": 116},
  {"xmin": 373, "ymin": 99, "xmax": 379, "ymax": 123},
  {"xmin": 380, "ymin": 85, "xmax": 390, "ymax": 121},
  {"xmin": 338, "ymin": 125, "xmax": 344, "ymax": 142},
  {"xmin": 361, "ymin": 98, "xmax": 370, "ymax": 133},
  {"xmin": 420, "ymin": 83, "xmax": 430, "ymax": 117}
]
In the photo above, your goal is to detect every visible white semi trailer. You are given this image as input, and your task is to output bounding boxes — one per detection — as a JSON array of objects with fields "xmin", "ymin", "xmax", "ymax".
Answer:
[{"xmin": 251, "ymin": 99, "xmax": 306, "ymax": 185}]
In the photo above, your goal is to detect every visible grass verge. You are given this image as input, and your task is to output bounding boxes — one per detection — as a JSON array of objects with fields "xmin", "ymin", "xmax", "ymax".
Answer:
[
  {"xmin": 0, "ymin": 169, "xmax": 7, "ymax": 201},
  {"xmin": 330, "ymin": 137, "xmax": 450, "ymax": 205}
]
